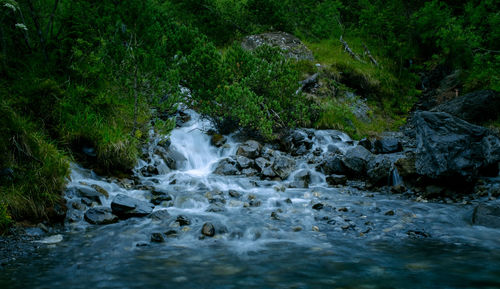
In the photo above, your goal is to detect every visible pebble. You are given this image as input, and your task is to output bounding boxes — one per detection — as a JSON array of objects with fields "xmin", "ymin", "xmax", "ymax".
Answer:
[
  {"xmin": 201, "ymin": 223, "xmax": 215, "ymax": 237},
  {"xmin": 312, "ymin": 203, "xmax": 324, "ymax": 210},
  {"xmin": 312, "ymin": 226, "xmax": 320, "ymax": 232}
]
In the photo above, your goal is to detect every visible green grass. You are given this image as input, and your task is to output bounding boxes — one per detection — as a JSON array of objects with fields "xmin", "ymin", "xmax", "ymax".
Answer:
[{"xmin": 302, "ymin": 36, "xmax": 420, "ymax": 138}]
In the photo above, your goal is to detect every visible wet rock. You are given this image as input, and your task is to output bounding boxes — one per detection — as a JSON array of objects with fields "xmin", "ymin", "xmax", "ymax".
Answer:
[
  {"xmin": 151, "ymin": 233, "xmax": 165, "ymax": 243},
  {"xmin": 367, "ymin": 154, "xmax": 402, "ymax": 186},
  {"xmin": 241, "ymin": 32, "xmax": 314, "ymax": 61},
  {"xmin": 136, "ymin": 241, "xmax": 149, "ymax": 247},
  {"xmin": 312, "ymin": 203, "xmax": 324, "ymax": 210},
  {"xmin": 242, "ymin": 168, "xmax": 258, "ymax": 176},
  {"xmin": 84, "ymin": 207, "xmax": 119, "ymax": 225},
  {"xmin": 391, "ymin": 185, "xmax": 406, "ymax": 194},
  {"xmin": 236, "ymin": 140, "xmax": 262, "ymax": 159},
  {"xmin": 201, "ymin": 223, "xmax": 215, "ymax": 237},
  {"xmin": 176, "ymin": 215, "xmax": 190, "ymax": 226},
  {"xmin": 431, "ymin": 90, "xmax": 500, "ymax": 124},
  {"xmin": 75, "ymin": 186, "xmax": 103, "ymax": 204},
  {"xmin": 394, "ymin": 152, "xmax": 417, "ymax": 178},
  {"xmin": 281, "ymin": 130, "xmax": 313, "ymax": 156},
  {"xmin": 157, "ymin": 147, "xmax": 187, "ymax": 170},
  {"xmin": 320, "ymin": 155, "xmax": 346, "ymax": 175},
  {"xmin": 236, "ymin": 155, "xmax": 254, "ymax": 169},
  {"xmin": 326, "ymin": 174, "xmax": 347, "ymax": 186},
  {"xmin": 384, "ymin": 210, "xmax": 395, "ymax": 216},
  {"xmin": 472, "ymin": 204, "xmax": 500, "ymax": 228},
  {"xmin": 261, "ymin": 166, "xmax": 277, "ymax": 178},
  {"xmin": 294, "ymin": 170, "xmax": 311, "ymax": 186},
  {"xmin": 111, "ymin": 194, "xmax": 154, "ymax": 219},
  {"xmin": 66, "ymin": 210, "xmax": 83, "ymax": 223},
  {"xmin": 255, "ymin": 157, "xmax": 272, "ymax": 172},
  {"xmin": 342, "ymin": 145, "xmax": 374, "ymax": 175},
  {"xmin": 165, "ymin": 230, "xmax": 178, "ymax": 238},
  {"xmin": 327, "ymin": 145, "xmax": 341, "ymax": 154},
  {"xmin": 407, "ymin": 230, "xmax": 431, "ymax": 239},
  {"xmin": 214, "ymin": 158, "xmax": 239, "ymax": 175},
  {"xmin": 90, "ymin": 184, "xmax": 109, "ymax": 198},
  {"xmin": 149, "ymin": 209, "xmax": 170, "ymax": 221},
  {"xmin": 412, "ymin": 111, "xmax": 500, "ymax": 179},
  {"xmin": 289, "ymin": 181, "xmax": 308, "ymax": 188},
  {"xmin": 141, "ymin": 165, "xmax": 159, "ymax": 177},
  {"xmin": 374, "ymin": 138, "xmax": 402, "ymax": 154},
  {"xmin": 272, "ymin": 156, "xmax": 296, "ymax": 179},
  {"xmin": 151, "ymin": 192, "xmax": 173, "ymax": 205},
  {"xmin": 228, "ymin": 190, "xmax": 241, "ymax": 198},
  {"xmin": 206, "ymin": 205, "xmax": 226, "ymax": 213},
  {"xmin": 358, "ymin": 138, "xmax": 372, "ymax": 151},
  {"xmin": 210, "ymin": 134, "xmax": 226, "ymax": 147},
  {"xmin": 270, "ymin": 212, "xmax": 280, "ymax": 220}
]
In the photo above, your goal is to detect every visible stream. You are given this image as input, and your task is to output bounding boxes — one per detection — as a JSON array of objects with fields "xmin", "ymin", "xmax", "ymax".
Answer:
[{"xmin": 1, "ymin": 110, "xmax": 500, "ymax": 289}]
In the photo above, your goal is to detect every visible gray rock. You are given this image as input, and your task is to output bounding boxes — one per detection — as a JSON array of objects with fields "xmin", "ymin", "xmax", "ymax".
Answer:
[
  {"xmin": 472, "ymin": 204, "xmax": 500, "ymax": 228},
  {"xmin": 412, "ymin": 111, "xmax": 500, "ymax": 179},
  {"xmin": 242, "ymin": 167, "xmax": 258, "ymax": 176},
  {"xmin": 431, "ymin": 90, "xmax": 500, "ymax": 124},
  {"xmin": 281, "ymin": 130, "xmax": 313, "ymax": 156},
  {"xmin": 366, "ymin": 154, "xmax": 402, "ymax": 185},
  {"xmin": 320, "ymin": 155, "xmax": 346, "ymax": 175},
  {"xmin": 342, "ymin": 146, "xmax": 374, "ymax": 175},
  {"xmin": 294, "ymin": 170, "xmax": 311, "ymax": 186},
  {"xmin": 176, "ymin": 215, "xmax": 190, "ymax": 226},
  {"xmin": 236, "ymin": 140, "xmax": 262, "ymax": 159},
  {"xmin": 201, "ymin": 222, "xmax": 215, "ymax": 237},
  {"xmin": 111, "ymin": 194, "xmax": 154, "ymax": 219},
  {"xmin": 75, "ymin": 186, "xmax": 103, "ymax": 204},
  {"xmin": 156, "ymin": 146, "xmax": 187, "ymax": 170},
  {"xmin": 151, "ymin": 233, "xmax": 165, "ymax": 243},
  {"xmin": 84, "ymin": 207, "xmax": 118, "ymax": 225},
  {"xmin": 151, "ymin": 192, "xmax": 173, "ymax": 205},
  {"xmin": 373, "ymin": 138, "xmax": 402, "ymax": 154},
  {"xmin": 210, "ymin": 134, "xmax": 226, "ymax": 147},
  {"xmin": 326, "ymin": 174, "xmax": 347, "ymax": 186},
  {"xmin": 149, "ymin": 209, "xmax": 170, "ymax": 221},
  {"xmin": 255, "ymin": 157, "xmax": 272, "ymax": 172},
  {"xmin": 241, "ymin": 32, "xmax": 314, "ymax": 61},
  {"xmin": 358, "ymin": 138, "xmax": 372, "ymax": 151},
  {"xmin": 272, "ymin": 155, "xmax": 296, "ymax": 179},
  {"xmin": 236, "ymin": 155, "xmax": 254, "ymax": 169},
  {"xmin": 213, "ymin": 158, "xmax": 240, "ymax": 175},
  {"xmin": 228, "ymin": 190, "xmax": 241, "ymax": 198},
  {"xmin": 261, "ymin": 166, "xmax": 277, "ymax": 178}
]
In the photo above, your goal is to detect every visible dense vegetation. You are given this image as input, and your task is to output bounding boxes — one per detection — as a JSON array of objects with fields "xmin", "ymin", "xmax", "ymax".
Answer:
[{"xmin": 0, "ymin": 0, "xmax": 498, "ymax": 232}]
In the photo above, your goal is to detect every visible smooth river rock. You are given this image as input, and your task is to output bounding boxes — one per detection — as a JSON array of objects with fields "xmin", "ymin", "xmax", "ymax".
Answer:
[{"xmin": 111, "ymin": 194, "xmax": 154, "ymax": 219}]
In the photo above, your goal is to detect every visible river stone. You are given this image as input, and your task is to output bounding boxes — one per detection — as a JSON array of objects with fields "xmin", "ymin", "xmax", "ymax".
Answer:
[
  {"xmin": 320, "ymin": 155, "xmax": 346, "ymax": 175},
  {"xmin": 236, "ymin": 155, "xmax": 253, "ymax": 169},
  {"xmin": 394, "ymin": 152, "xmax": 417, "ymax": 177},
  {"xmin": 157, "ymin": 147, "xmax": 187, "ymax": 170},
  {"xmin": 236, "ymin": 140, "xmax": 262, "ymax": 159},
  {"xmin": 342, "ymin": 146, "xmax": 374, "ymax": 175},
  {"xmin": 214, "ymin": 158, "xmax": 239, "ymax": 175},
  {"xmin": 358, "ymin": 138, "xmax": 373, "ymax": 152},
  {"xmin": 261, "ymin": 166, "xmax": 277, "ymax": 178},
  {"xmin": 151, "ymin": 232, "xmax": 165, "ymax": 243},
  {"xmin": 326, "ymin": 174, "xmax": 347, "ymax": 186},
  {"xmin": 111, "ymin": 194, "xmax": 154, "ymax": 219},
  {"xmin": 294, "ymin": 170, "xmax": 311, "ymax": 186},
  {"xmin": 84, "ymin": 207, "xmax": 118, "ymax": 225},
  {"xmin": 75, "ymin": 186, "xmax": 103, "ymax": 204},
  {"xmin": 373, "ymin": 138, "xmax": 402, "ymax": 154},
  {"xmin": 241, "ymin": 32, "xmax": 314, "ymax": 61},
  {"xmin": 367, "ymin": 154, "xmax": 402, "ymax": 186},
  {"xmin": 412, "ymin": 111, "xmax": 500, "ymax": 179},
  {"xmin": 281, "ymin": 130, "xmax": 314, "ymax": 156},
  {"xmin": 176, "ymin": 215, "xmax": 190, "ymax": 226},
  {"xmin": 472, "ymin": 204, "xmax": 500, "ymax": 228},
  {"xmin": 210, "ymin": 134, "xmax": 226, "ymax": 147},
  {"xmin": 201, "ymin": 222, "xmax": 215, "ymax": 237},
  {"xmin": 272, "ymin": 155, "xmax": 296, "ymax": 179},
  {"xmin": 151, "ymin": 192, "xmax": 173, "ymax": 205},
  {"xmin": 90, "ymin": 184, "xmax": 109, "ymax": 198},
  {"xmin": 255, "ymin": 157, "xmax": 271, "ymax": 172},
  {"xmin": 149, "ymin": 209, "xmax": 170, "ymax": 221},
  {"xmin": 431, "ymin": 90, "xmax": 500, "ymax": 124}
]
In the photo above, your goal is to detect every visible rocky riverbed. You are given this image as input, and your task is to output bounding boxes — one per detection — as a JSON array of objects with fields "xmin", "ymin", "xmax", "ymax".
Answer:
[{"xmin": 1, "ymin": 106, "xmax": 499, "ymax": 288}]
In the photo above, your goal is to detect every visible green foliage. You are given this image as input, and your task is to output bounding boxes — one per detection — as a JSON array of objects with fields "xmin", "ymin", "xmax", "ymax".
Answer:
[{"xmin": 0, "ymin": 202, "xmax": 12, "ymax": 234}]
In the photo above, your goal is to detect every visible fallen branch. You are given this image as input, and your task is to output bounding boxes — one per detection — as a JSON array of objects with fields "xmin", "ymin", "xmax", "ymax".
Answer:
[
  {"xmin": 363, "ymin": 43, "xmax": 379, "ymax": 67},
  {"xmin": 296, "ymin": 73, "xmax": 319, "ymax": 94},
  {"xmin": 340, "ymin": 36, "xmax": 363, "ymax": 62}
]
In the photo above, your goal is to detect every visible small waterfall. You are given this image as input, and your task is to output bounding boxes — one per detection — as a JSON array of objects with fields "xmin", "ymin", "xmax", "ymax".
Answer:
[{"xmin": 389, "ymin": 166, "xmax": 403, "ymax": 186}]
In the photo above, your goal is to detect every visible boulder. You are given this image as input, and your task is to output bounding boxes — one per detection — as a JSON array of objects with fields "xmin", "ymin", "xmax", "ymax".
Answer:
[
  {"xmin": 236, "ymin": 140, "xmax": 262, "ymax": 159},
  {"xmin": 366, "ymin": 154, "xmax": 402, "ymax": 185},
  {"xmin": 75, "ymin": 186, "xmax": 103, "ymax": 204},
  {"xmin": 235, "ymin": 155, "xmax": 254, "ymax": 169},
  {"xmin": 213, "ymin": 158, "xmax": 239, "ymax": 175},
  {"xmin": 281, "ymin": 130, "xmax": 313, "ymax": 156},
  {"xmin": 326, "ymin": 174, "xmax": 347, "ymax": 186},
  {"xmin": 111, "ymin": 194, "xmax": 154, "ymax": 219},
  {"xmin": 373, "ymin": 138, "xmax": 402, "ymax": 154},
  {"xmin": 412, "ymin": 111, "xmax": 500, "ymax": 179},
  {"xmin": 255, "ymin": 157, "xmax": 272, "ymax": 172},
  {"xmin": 156, "ymin": 146, "xmax": 187, "ymax": 170},
  {"xmin": 342, "ymin": 146, "xmax": 374, "ymax": 175},
  {"xmin": 149, "ymin": 209, "xmax": 170, "ymax": 221},
  {"xmin": 472, "ymin": 204, "xmax": 500, "ymax": 228},
  {"xmin": 431, "ymin": 90, "xmax": 500, "ymax": 124},
  {"xmin": 272, "ymin": 155, "xmax": 296, "ymax": 179},
  {"xmin": 241, "ymin": 32, "xmax": 314, "ymax": 61},
  {"xmin": 84, "ymin": 207, "xmax": 118, "ymax": 225},
  {"xmin": 394, "ymin": 152, "xmax": 417, "ymax": 178},
  {"xmin": 320, "ymin": 155, "xmax": 346, "ymax": 175},
  {"xmin": 201, "ymin": 222, "xmax": 215, "ymax": 237}
]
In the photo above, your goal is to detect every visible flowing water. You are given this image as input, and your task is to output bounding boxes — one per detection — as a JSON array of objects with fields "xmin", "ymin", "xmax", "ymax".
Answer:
[{"xmin": 1, "ymin": 111, "xmax": 500, "ymax": 289}]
